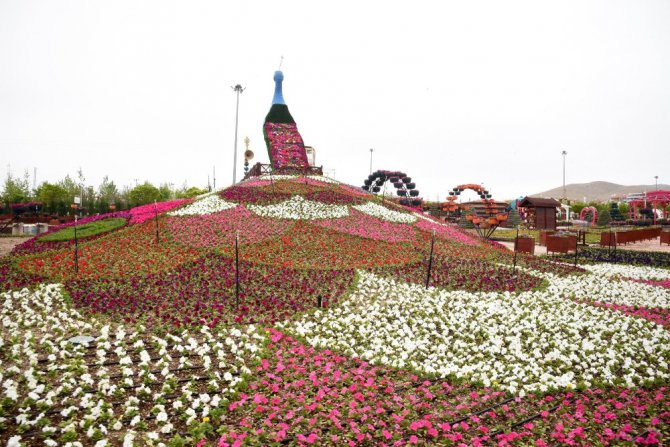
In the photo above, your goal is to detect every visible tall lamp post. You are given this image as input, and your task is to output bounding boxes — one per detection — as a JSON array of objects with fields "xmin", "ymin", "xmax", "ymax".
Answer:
[
  {"xmin": 655, "ymin": 175, "xmax": 658, "ymax": 190},
  {"xmin": 232, "ymin": 84, "xmax": 245, "ymax": 185},
  {"xmin": 369, "ymin": 148, "xmax": 374, "ymax": 175},
  {"xmin": 561, "ymin": 150, "xmax": 567, "ymax": 201}
]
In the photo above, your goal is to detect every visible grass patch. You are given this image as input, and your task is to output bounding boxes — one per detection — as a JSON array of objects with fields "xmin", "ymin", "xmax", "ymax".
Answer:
[{"xmin": 38, "ymin": 218, "xmax": 126, "ymax": 242}]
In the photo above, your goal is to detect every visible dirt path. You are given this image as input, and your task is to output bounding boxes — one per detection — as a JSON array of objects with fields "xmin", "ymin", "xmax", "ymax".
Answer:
[{"xmin": 0, "ymin": 237, "xmax": 28, "ymax": 258}]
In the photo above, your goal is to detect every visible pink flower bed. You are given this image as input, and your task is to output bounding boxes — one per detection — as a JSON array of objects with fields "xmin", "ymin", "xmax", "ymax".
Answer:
[
  {"xmin": 217, "ymin": 330, "xmax": 669, "ymax": 446},
  {"xmin": 312, "ymin": 209, "xmax": 416, "ymax": 243},
  {"xmin": 591, "ymin": 301, "xmax": 670, "ymax": 329},
  {"xmin": 416, "ymin": 219, "xmax": 479, "ymax": 246},
  {"xmin": 337, "ymin": 183, "xmax": 373, "ymax": 198},
  {"xmin": 129, "ymin": 199, "xmax": 191, "ymax": 224},
  {"xmin": 238, "ymin": 179, "xmax": 274, "ymax": 188},
  {"xmin": 265, "ymin": 122, "xmax": 309, "ymax": 168},
  {"xmin": 220, "ymin": 186, "xmax": 291, "ymax": 204},
  {"xmin": 630, "ymin": 278, "xmax": 670, "ymax": 289},
  {"xmin": 167, "ymin": 205, "xmax": 293, "ymax": 248}
]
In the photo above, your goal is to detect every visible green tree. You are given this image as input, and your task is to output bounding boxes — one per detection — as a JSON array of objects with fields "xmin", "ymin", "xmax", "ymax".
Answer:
[
  {"xmin": 98, "ymin": 176, "xmax": 119, "ymax": 212},
  {"xmin": 609, "ymin": 202, "xmax": 624, "ymax": 221},
  {"xmin": 507, "ymin": 208, "xmax": 521, "ymax": 227},
  {"xmin": 458, "ymin": 211, "xmax": 475, "ymax": 229},
  {"xmin": 59, "ymin": 175, "xmax": 80, "ymax": 201},
  {"xmin": 176, "ymin": 186, "xmax": 208, "ymax": 199},
  {"xmin": 129, "ymin": 182, "xmax": 160, "ymax": 206},
  {"xmin": 1, "ymin": 171, "xmax": 31, "ymax": 206},
  {"xmin": 158, "ymin": 183, "xmax": 174, "ymax": 201},
  {"xmin": 35, "ymin": 182, "xmax": 69, "ymax": 214},
  {"xmin": 571, "ymin": 202, "xmax": 586, "ymax": 216},
  {"xmin": 597, "ymin": 208, "xmax": 612, "ymax": 226}
]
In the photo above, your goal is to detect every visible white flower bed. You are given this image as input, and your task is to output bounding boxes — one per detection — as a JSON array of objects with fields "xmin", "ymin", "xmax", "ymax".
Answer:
[
  {"xmin": 1, "ymin": 285, "xmax": 263, "ymax": 445},
  {"xmin": 248, "ymin": 195, "xmax": 349, "ymax": 220},
  {"xmin": 282, "ymin": 270, "xmax": 670, "ymax": 395},
  {"xmin": 353, "ymin": 202, "xmax": 417, "ymax": 223},
  {"xmin": 168, "ymin": 195, "xmax": 237, "ymax": 216},
  {"xmin": 582, "ymin": 263, "xmax": 670, "ymax": 281},
  {"xmin": 306, "ymin": 175, "xmax": 338, "ymax": 184},
  {"xmin": 538, "ymin": 270, "xmax": 670, "ymax": 309}
]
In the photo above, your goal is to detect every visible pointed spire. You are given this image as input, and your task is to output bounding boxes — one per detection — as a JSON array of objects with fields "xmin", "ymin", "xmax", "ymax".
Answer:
[{"xmin": 272, "ymin": 71, "xmax": 286, "ymax": 105}]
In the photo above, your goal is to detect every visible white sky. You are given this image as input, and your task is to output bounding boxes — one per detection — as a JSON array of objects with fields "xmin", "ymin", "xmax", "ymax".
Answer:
[{"xmin": 1, "ymin": 0, "xmax": 669, "ymax": 201}]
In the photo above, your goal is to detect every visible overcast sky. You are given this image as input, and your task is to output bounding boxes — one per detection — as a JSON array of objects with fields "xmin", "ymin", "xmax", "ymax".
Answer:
[{"xmin": 1, "ymin": 0, "xmax": 669, "ymax": 201}]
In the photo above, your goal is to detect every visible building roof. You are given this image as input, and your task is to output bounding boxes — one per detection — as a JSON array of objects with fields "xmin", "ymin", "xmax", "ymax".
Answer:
[{"xmin": 518, "ymin": 197, "xmax": 561, "ymax": 208}]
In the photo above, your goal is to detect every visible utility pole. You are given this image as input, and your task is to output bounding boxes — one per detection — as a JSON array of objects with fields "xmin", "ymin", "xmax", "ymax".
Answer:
[
  {"xmin": 561, "ymin": 150, "xmax": 567, "ymax": 201},
  {"xmin": 369, "ymin": 148, "xmax": 374, "ymax": 175},
  {"xmin": 232, "ymin": 84, "xmax": 245, "ymax": 185}
]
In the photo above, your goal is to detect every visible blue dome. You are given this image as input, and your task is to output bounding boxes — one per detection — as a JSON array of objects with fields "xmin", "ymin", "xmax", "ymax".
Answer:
[{"xmin": 272, "ymin": 70, "xmax": 286, "ymax": 105}]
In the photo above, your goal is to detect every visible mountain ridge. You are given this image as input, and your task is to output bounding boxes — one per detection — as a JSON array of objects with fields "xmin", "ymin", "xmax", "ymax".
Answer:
[{"xmin": 531, "ymin": 181, "xmax": 670, "ymax": 202}]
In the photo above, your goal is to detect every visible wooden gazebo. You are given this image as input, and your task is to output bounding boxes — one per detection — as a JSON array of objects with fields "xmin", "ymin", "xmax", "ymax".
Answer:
[{"xmin": 518, "ymin": 197, "xmax": 561, "ymax": 230}]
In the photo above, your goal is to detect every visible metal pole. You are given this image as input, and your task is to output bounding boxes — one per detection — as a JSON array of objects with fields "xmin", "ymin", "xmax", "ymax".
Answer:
[
  {"xmin": 425, "ymin": 230, "xmax": 435, "ymax": 288},
  {"xmin": 232, "ymin": 84, "xmax": 245, "ymax": 185},
  {"xmin": 512, "ymin": 225, "xmax": 519, "ymax": 274},
  {"xmin": 73, "ymin": 215, "xmax": 79, "ymax": 273},
  {"xmin": 154, "ymin": 200, "xmax": 160, "ymax": 243},
  {"xmin": 235, "ymin": 230, "xmax": 240, "ymax": 309},
  {"xmin": 369, "ymin": 148, "xmax": 374, "ymax": 175},
  {"xmin": 561, "ymin": 150, "xmax": 567, "ymax": 201}
]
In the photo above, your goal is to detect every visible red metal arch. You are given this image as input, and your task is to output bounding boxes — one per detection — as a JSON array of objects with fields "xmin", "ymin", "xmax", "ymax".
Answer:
[
  {"xmin": 579, "ymin": 206, "xmax": 598, "ymax": 225},
  {"xmin": 442, "ymin": 183, "xmax": 508, "ymax": 238}
]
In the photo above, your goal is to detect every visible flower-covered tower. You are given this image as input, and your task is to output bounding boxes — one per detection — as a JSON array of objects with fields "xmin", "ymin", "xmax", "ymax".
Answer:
[{"xmin": 263, "ymin": 70, "xmax": 310, "ymax": 170}]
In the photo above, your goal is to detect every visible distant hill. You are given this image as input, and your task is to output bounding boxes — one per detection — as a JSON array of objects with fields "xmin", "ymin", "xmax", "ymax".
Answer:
[{"xmin": 531, "ymin": 181, "xmax": 670, "ymax": 203}]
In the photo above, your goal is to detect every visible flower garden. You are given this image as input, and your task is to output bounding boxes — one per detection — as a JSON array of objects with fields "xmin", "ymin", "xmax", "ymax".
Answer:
[{"xmin": 1, "ymin": 175, "xmax": 669, "ymax": 446}]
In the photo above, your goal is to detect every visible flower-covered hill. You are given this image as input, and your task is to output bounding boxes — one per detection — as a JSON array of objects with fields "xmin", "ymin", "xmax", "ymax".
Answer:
[
  {"xmin": 7, "ymin": 174, "xmax": 559, "ymax": 326},
  {"xmin": 2, "ymin": 173, "xmax": 669, "ymax": 446}
]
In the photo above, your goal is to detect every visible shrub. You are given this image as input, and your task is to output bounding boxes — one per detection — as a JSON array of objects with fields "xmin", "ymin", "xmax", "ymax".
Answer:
[
  {"xmin": 597, "ymin": 208, "xmax": 612, "ymax": 226},
  {"xmin": 38, "ymin": 218, "xmax": 127, "ymax": 242}
]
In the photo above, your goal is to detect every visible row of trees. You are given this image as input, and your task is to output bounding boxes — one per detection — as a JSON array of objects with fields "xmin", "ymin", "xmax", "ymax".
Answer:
[{"xmin": 1, "ymin": 170, "xmax": 209, "ymax": 216}]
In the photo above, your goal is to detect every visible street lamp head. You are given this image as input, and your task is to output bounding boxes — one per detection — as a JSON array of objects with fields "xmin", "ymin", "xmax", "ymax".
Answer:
[{"xmin": 561, "ymin": 150, "xmax": 567, "ymax": 156}]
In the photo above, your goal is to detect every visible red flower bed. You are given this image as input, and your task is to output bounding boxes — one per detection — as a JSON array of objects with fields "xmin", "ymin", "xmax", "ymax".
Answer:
[
  {"xmin": 129, "ymin": 199, "xmax": 191, "ymax": 224},
  {"xmin": 312, "ymin": 209, "xmax": 416, "ymax": 243},
  {"xmin": 220, "ymin": 186, "xmax": 291, "ymax": 204},
  {"xmin": 167, "ymin": 206, "xmax": 293, "ymax": 249},
  {"xmin": 377, "ymin": 256, "xmax": 544, "ymax": 293},
  {"xmin": 11, "ymin": 212, "xmax": 130, "ymax": 256},
  {"xmin": 0, "ymin": 259, "xmax": 45, "ymax": 291},
  {"xmin": 65, "ymin": 253, "xmax": 355, "ymax": 327},
  {"xmin": 416, "ymin": 219, "xmax": 479, "ymax": 246},
  {"xmin": 240, "ymin": 221, "xmax": 420, "ymax": 270},
  {"xmin": 18, "ymin": 221, "xmax": 200, "ymax": 280}
]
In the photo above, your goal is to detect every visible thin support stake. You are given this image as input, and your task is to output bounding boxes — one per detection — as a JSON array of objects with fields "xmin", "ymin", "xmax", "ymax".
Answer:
[
  {"xmin": 512, "ymin": 226, "xmax": 519, "ymax": 274},
  {"xmin": 235, "ymin": 230, "xmax": 240, "ymax": 309},
  {"xmin": 74, "ymin": 215, "xmax": 79, "ymax": 273},
  {"xmin": 425, "ymin": 230, "xmax": 435, "ymax": 288},
  {"xmin": 154, "ymin": 200, "xmax": 160, "ymax": 243}
]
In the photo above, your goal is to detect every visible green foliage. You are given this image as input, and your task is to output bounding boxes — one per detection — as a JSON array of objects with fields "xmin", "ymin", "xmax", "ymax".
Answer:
[
  {"xmin": 570, "ymin": 202, "xmax": 586, "ymax": 215},
  {"xmin": 38, "ymin": 218, "xmax": 126, "ymax": 242},
  {"xmin": 597, "ymin": 208, "xmax": 612, "ymax": 226},
  {"xmin": 1, "ymin": 171, "xmax": 31, "ymax": 205},
  {"xmin": 608, "ymin": 203, "xmax": 624, "ymax": 221},
  {"xmin": 506, "ymin": 208, "xmax": 521, "ymax": 227},
  {"xmin": 619, "ymin": 202, "xmax": 629, "ymax": 216},
  {"xmin": 458, "ymin": 211, "xmax": 475, "ymax": 229},
  {"xmin": 158, "ymin": 183, "xmax": 174, "ymax": 201},
  {"xmin": 98, "ymin": 176, "xmax": 119, "ymax": 206},
  {"xmin": 35, "ymin": 182, "xmax": 69, "ymax": 214},
  {"xmin": 129, "ymin": 182, "xmax": 160, "ymax": 206},
  {"xmin": 176, "ymin": 186, "xmax": 209, "ymax": 199}
]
